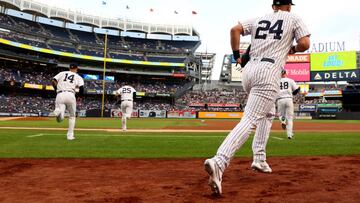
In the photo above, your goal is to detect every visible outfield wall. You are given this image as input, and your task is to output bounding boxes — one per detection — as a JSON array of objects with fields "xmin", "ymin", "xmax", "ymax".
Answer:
[{"xmin": 4, "ymin": 111, "xmax": 360, "ymax": 120}]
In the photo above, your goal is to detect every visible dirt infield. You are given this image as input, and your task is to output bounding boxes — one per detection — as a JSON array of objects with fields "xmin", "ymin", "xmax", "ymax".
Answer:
[{"xmin": 0, "ymin": 156, "xmax": 359, "ymax": 202}]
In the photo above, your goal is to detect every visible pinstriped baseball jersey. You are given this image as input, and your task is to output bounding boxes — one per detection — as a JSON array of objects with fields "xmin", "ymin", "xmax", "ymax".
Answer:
[
  {"xmin": 211, "ymin": 10, "xmax": 310, "ymax": 174},
  {"xmin": 278, "ymin": 77, "xmax": 299, "ymax": 99},
  {"xmin": 116, "ymin": 85, "xmax": 136, "ymax": 101},
  {"xmin": 241, "ymin": 10, "xmax": 310, "ymax": 69},
  {"xmin": 53, "ymin": 71, "xmax": 84, "ymax": 93}
]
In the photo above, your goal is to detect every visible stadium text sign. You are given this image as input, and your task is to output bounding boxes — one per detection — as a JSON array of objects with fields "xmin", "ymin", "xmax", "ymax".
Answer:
[
  {"xmin": 307, "ymin": 41, "xmax": 345, "ymax": 53},
  {"xmin": 286, "ymin": 54, "xmax": 310, "ymax": 63},
  {"xmin": 310, "ymin": 51, "xmax": 357, "ymax": 71},
  {"xmin": 284, "ymin": 63, "xmax": 310, "ymax": 82},
  {"xmin": 311, "ymin": 70, "xmax": 360, "ymax": 81}
]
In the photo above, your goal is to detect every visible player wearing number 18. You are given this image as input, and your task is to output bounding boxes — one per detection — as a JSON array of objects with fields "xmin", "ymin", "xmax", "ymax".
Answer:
[
  {"xmin": 204, "ymin": 0, "xmax": 310, "ymax": 195},
  {"xmin": 115, "ymin": 85, "xmax": 136, "ymax": 131},
  {"xmin": 51, "ymin": 63, "xmax": 84, "ymax": 140},
  {"xmin": 277, "ymin": 69, "xmax": 300, "ymax": 139}
]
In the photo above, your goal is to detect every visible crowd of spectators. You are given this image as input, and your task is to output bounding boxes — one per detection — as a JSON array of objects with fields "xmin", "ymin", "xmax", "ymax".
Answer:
[
  {"xmin": 178, "ymin": 89, "xmax": 247, "ymax": 105},
  {"xmin": 0, "ymin": 94, "xmax": 53, "ymax": 114},
  {"xmin": 0, "ymin": 13, "xmax": 196, "ymax": 59}
]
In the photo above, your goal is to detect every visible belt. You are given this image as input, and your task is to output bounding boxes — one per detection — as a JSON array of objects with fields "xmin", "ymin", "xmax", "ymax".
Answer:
[
  {"xmin": 260, "ymin": 58, "xmax": 275, "ymax": 64},
  {"xmin": 121, "ymin": 99, "xmax": 133, "ymax": 102},
  {"xmin": 57, "ymin": 90, "xmax": 75, "ymax": 94},
  {"xmin": 277, "ymin": 97, "xmax": 293, "ymax": 101}
]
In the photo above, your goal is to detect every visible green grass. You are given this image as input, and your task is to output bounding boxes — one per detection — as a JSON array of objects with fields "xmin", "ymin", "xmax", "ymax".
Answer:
[
  {"xmin": 0, "ymin": 129, "xmax": 359, "ymax": 158},
  {"xmin": 0, "ymin": 118, "xmax": 207, "ymax": 129}
]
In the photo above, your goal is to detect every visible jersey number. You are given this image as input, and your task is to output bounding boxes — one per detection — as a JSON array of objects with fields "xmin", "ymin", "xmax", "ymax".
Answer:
[
  {"xmin": 255, "ymin": 20, "xmax": 284, "ymax": 40},
  {"xmin": 280, "ymin": 82, "xmax": 289, "ymax": 90},
  {"xmin": 122, "ymin": 88, "xmax": 131, "ymax": 93},
  {"xmin": 63, "ymin": 73, "xmax": 75, "ymax": 83}
]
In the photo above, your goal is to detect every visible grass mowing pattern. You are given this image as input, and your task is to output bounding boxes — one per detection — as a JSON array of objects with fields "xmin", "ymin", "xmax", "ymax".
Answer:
[
  {"xmin": 0, "ymin": 129, "xmax": 359, "ymax": 158},
  {"xmin": 0, "ymin": 118, "xmax": 206, "ymax": 129}
]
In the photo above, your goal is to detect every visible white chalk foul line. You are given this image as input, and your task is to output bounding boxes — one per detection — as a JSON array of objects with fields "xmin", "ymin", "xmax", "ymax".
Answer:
[
  {"xmin": 27, "ymin": 133, "xmax": 44, "ymax": 138},
  {"xmin": 272, "ymin": 136, "xmax": 284, "ymax": 140}
]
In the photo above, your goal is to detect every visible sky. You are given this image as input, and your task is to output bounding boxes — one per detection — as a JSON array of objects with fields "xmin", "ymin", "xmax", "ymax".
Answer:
[{"xmin": 36, "ymin": 0, "xmax": 360, "ymax": 80}]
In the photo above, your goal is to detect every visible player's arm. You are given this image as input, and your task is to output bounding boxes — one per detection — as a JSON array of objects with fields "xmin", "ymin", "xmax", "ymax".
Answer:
[
  {"xmin": 291, "ymin": 81, "xmax": 300, "ymax": 95},
  {"xmin": 290, "ymin": 36, "xmax": 310, "ymax": 53},
  {"xmin": 231, "ymin": 19, "xmax": 253, "ymax": 63},
  {"xmin": 290, "ymin": 15, "xmax": 311, "ymax": 54},
  {"xmin": 51, "ymin": 79, "xmax": 57, "ymax": 92},
  {"xmin": 292, "ymin": 87, "xmax": 300, "ymax": 95},
  {"xmin": 78, "ymin": 86, "xmax": 84, "ymax": 96},
  {"xmin": 230, "ymin": 24, "xmax": 244, "ymax": 63}
]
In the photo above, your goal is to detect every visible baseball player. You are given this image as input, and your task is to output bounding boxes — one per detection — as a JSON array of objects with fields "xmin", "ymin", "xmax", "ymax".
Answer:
[
  {"xmin": 51, "ymin": 64, "xmax": 84, "ymax": 140},
  {"xmin": 277, "ymin": 69, "xmax": 300, "ymax": 139},
  {"xmin": 115, "ymin": 85, "xmax": 136, "ymax": 131},
  {"xmin": 204, "ymin": 0, "xmax": 310, "ymax": 195}
]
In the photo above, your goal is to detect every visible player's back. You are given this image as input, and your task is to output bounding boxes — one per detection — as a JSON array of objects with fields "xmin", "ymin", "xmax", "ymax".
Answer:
[
  {"xmin": 118, "ymin": 85, "xmax": 136, "ymax": 101},
  {"xmin": 248, "ymin": 11, "xmax": 307, "ymax": 68},
  {"xmin": 54, "ymin": 71, "xmax": 83, "ymax": 93},
  {"xmin": 278, "ymin": 77, "xmax": 297, "ymax": 99}
]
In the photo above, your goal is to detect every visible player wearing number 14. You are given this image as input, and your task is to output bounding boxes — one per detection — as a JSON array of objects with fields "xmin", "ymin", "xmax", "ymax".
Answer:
[{"xmin": 51, "ymin": 64, "xmax": 84, "ymax": 140}]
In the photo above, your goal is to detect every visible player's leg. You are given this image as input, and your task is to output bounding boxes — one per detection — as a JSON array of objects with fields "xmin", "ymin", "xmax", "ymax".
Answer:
[
  {"xmin": 251, "ymin": 104, "xmax": 275, "ymax": 173},
  {"xmin": 286, "ymin": 100, "xmax": 295, "ymax": 139},
  {"xmin": 212, "ymin": 85, "xmax": 277, "ymax": 172},
  {"xmin": 121, "ymin": 102, "xmax": 127, "ymax": 131},
  {"xmin": 53, "ymin": 94, "xmax": 65, "ymax": 122},
  {"xmin": 66, "ymin": 93, "xmax": 76, "ymax": 140},
  {"xmin": 126, "ymin": 102, "xmax": 133, "ymax": 120},
  {"xmin": 278, "ymin": 99, "xmax": 287, "ymax": 129}
]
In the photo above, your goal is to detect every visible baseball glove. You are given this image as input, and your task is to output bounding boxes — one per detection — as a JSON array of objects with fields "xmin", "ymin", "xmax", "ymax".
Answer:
[{"xmin": 240, "ymin": 45, "xmax": 251, "ymax": 68}]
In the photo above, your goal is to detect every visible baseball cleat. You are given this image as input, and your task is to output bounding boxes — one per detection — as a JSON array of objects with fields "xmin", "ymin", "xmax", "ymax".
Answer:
[
  {"xmin": 280, "ymin": 116, "xmax": 287, "ymax": 130},
  {"xmin": 67, "ymin": 137, "xmax": 75, "ymax": 141},
  {"xmin": 287, "ymin": 134, "xmax": 293, "ymax": 139},
  {"xmin": 251, "ymin": 160, "xmax": 272, "ymax": 173},
  {"xmin": 204, "ymin": 159, "xmax": 223, "ymax": 195}
]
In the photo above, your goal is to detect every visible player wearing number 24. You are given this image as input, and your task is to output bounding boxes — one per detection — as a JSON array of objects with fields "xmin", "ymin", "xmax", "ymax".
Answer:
[
  {"xmin": 204, "ymin": 0, "xmax": 310, "ymax": 195},
  {"xmin": 51, "ymin": 63, "xmax": 84, "ymax": 140}
]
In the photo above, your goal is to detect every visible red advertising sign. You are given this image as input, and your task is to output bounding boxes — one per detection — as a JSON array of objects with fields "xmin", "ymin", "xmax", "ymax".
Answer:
[
  {"xmin": 111, "ymin": 109, "xmax": 139, "ymax": 118},
  {"xmin": 286, "ymin": 54, "xmax": 310, "ymax": 63},
  {"xmin": 189, "ymin": 103, "xmax": 205, "ymax": 107},
  {"xmin": 172, "ymin": 73, "xmax": 186, "ymax": 78},
  {"xmin": 167, "ymin": 110, "xmax": 197, "ymax": 118},
  {"xmin": 284, "ymin": 63, "xmax": 310, "ymax": 82},
  {"xmin": 207, "ymin": 103, "xmax": 240, "ymax": 107}
]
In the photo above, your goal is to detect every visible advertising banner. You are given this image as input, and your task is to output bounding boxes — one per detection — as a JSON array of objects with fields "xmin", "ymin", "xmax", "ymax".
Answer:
[
  {"xmin": 189, "ymin": 103, "xmax": 206, "ymax": 107},
  {"xmin": 198, "ymin": 112, "xmax": 243, "ymax": 119},
  {"xmin": 310, "ymin": 51, "xmax": 357, "ymax": 71},
  {"xmin": 139, "ymin": 110, "xmax": 166, "ymax": 118},
  {"xmin": 167, "ymin": 110, "xmax": 196, "ymax": 118},
  {"xmin": 284, "ymin": 63, "xmax": 310, "ymax": 82},
  {"xmin": 207, "ymin": 103, "xmax": 240, "ymax": 107},
  {"xmin": 24, "ymin": 83, "xmax": 43, "ymax": 89},
  {"xmin": 311, "ymin": 70, "xmax": 360, "ymax": 81},
  {"xmin": 286, "ymin": 54, "xmax": 310, "ymax": 63},
  {"xmin": 45, "ymin": 85, "xmax": 54, "ymax": 91},
  {"xmin": 111, "ymin": 109, "xmax": 138, "ymax": 118},
  {"xmin": 299, "ymin": 104, "xmax": 317, "ymax": 112}
]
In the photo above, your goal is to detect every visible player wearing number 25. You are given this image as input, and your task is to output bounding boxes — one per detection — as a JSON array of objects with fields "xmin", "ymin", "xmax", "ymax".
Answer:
[
  {"xmin": 51, "ymin": 63, "xmax": 84, "ymax": 140},
  {"xmin": 115, "ymin": 85, "xmax": 136, "ymax": 131},
  {"xmin": 204, "ymin": 0, "xmax": 310, "ymax": 195}
]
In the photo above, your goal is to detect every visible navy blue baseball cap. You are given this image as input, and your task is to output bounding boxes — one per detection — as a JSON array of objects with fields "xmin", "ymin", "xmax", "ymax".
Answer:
[
  {"xmin": 273, "ymin": 0, "xmax": 295, "ymax": 6},
  {"xmin": 69, "ymin": 63, "xmax": 78, "ymax": 69}
]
